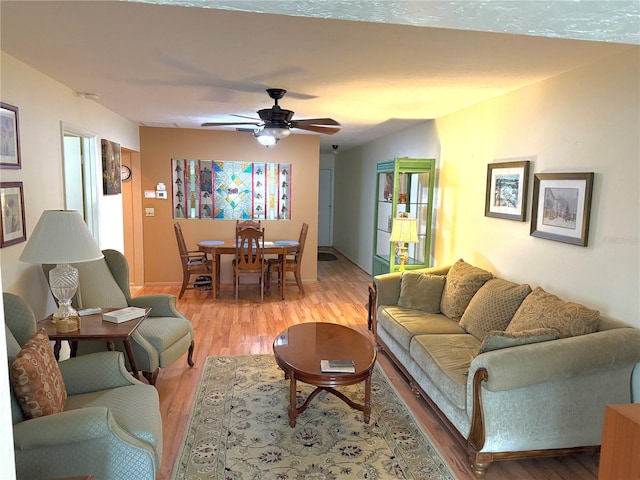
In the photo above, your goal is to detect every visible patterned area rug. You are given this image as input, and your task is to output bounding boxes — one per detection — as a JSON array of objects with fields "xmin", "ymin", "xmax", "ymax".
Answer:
[{"xmin": 172, "ymin": 355, "xmax": 456, "ymax": 479}]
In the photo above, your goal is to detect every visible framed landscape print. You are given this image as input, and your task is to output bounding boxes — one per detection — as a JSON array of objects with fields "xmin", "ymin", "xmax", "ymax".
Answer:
[
  {"xmin": 0, "ymin": 182, "xmax": 26, "ymax": 247},
  {"xmin": 485, "ymin": 160, "xmax": 530, "ymax": 221},
  {"xmin": 530, "ymin": 172, "xmax": 594, "ymax": 246},
  {"xmin": 0, "ymin": 103, "xmax": 21, "ymax": 169}
]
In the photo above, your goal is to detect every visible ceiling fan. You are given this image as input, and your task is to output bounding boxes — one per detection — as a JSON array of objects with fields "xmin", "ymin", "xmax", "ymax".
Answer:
[{"xmin": 201, "ymin": 88, "xmax": 340, "ymax": 146}]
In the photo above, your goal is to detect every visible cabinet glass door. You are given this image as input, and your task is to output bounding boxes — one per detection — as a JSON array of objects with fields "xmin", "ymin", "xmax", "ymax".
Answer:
[{"xmin": 376, "ymin": 172, "xmax": 393, "ymax": 261}]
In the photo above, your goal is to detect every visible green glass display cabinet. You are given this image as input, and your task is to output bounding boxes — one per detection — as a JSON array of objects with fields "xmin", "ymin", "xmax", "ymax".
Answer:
[{"xmin": 372, "ymin": 157, "xmax": 436, "ymax": 276}]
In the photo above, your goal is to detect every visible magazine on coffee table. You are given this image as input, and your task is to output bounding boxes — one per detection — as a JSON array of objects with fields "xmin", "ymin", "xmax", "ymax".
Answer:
[{"xmin": 320, "ymin": 359, "xmax": 355, "ymax": 373}]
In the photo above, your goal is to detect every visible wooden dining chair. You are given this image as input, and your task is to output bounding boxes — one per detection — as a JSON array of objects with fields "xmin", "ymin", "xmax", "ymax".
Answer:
[
  {"xmin": 268, "ymin": 222, "xmax": 309, "ymax": 296},
  {"xmin": 174, "ymin": 222, "xmax": 212, "ymax": 298},
  {"xmin": 236, "ymin": 219, "xmax": 261, "ymax": 231},
  {"xmin": 234, "ymin": 226, "xmax": 268, "ymax": 303}
]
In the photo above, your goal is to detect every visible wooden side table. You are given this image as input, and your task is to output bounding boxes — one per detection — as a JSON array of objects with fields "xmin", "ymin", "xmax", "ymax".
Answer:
[
  {"xmin": 598, "ymin": 403, "xmax": 640, "ymax": 479},
  {"xmin": 37, "ymin": 308, "xmax": 149, "ymax": 379}
]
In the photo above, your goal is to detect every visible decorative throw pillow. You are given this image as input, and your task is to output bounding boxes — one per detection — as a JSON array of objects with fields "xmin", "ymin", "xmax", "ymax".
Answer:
[
  {"xmin": 10, "ymin": 329, "xmax": 67, "ymax": 419},
  {"xmin": 440, "ymin": 259, "xmax": 493, "ymax": 321},
  {"xmin": 460, "ymin": 278, "xmax": 532, "ymax": 341},
  {"xmin": 479, "ymin": 328, "xmax": 559, "ymax": 353},
  {"xmin": 398, "ymin": 272, "xmax": 446, "ymax": 313},
  {"xmin": 506, "ymin": 287, "xmax": 600, "ymax": 339}
]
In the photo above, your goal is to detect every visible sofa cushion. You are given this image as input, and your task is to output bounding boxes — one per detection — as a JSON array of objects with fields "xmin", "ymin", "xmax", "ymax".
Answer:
[
  {"xmin": 440, "ymin": 259, "xmax": 493, "ymax": 320},
  {"xmin": 479, "ymin": 328, "xmax": 559, "ymax": 353},
  {"xmin": 377, "ymin": 306, "xmax": 466, "ymax": 350},
  {"xmin": 506, "ymin": 287, "xmax": 600, "ymax": 339},
  {"xmin": 398, "ymin": 272, "xmax": 446, "ymax": 313},
  {"xmin": 10, "ymin": 329, "xmax": 67, "ymax": 419},
  {"xmin": 410, "ymin": 334, "xmax": 481, "ymax": 409},
  {"xmin": 460, "ymin": 278, "xmax": 532, "ymax": 341}
]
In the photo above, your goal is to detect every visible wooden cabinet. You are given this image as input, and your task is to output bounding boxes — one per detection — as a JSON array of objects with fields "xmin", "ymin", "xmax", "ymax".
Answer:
[
  {"xmin": 598, "ymin": 403, "xmax": 640, "ymax": 480},
  {"xmin": 372, "ymin": 158, "xmax": 436, "ymax": 276}
]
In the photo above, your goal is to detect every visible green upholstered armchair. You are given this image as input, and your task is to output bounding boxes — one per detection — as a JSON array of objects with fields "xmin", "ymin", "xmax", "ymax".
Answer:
[
  {"xmin": 43, "ymin": 249, "xmax": 195, "ymax": 385},
  {"xmin": 4, "ymin": 292, "xmax": 162, "ymax": 480}
]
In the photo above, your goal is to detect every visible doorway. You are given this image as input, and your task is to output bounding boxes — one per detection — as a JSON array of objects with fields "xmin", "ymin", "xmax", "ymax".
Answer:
[
  {"xmin": 61, "ymin": 125, "xmax": 99, "ymax": 240},
  {"xmin": 318, "ymin": 168, "xmax": 333, "ymax": 247}
]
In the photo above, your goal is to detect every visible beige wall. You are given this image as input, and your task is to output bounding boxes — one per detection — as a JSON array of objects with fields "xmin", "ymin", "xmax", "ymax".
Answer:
[
  {"xmin": 0, "ymin": 52, "xmax": 139, "ymax": 318},
  {"xmin": 139, "ymin": 127, "xmax": 319, "ymax": 286},
  {"xmin": 335, "ymin": 47, "xmax": 639, "ymax": 328}
]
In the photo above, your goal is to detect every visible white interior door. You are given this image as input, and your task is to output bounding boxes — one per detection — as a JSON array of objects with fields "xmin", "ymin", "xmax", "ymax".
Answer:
[{"xmin": 318, "ymin": 169, "xmax": 333, "ymax": 247}]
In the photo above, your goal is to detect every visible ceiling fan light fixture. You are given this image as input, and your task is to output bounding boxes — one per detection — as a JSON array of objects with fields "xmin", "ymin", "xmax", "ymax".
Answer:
[{"xmin": 254, "ymin": 126, "xmax": 290, "ymax": 147}]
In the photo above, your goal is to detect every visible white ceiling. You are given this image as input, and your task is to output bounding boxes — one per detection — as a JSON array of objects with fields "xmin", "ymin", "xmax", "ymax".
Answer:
[{"xmin": 1, "ymin": 1, "xmax": 638, "ymax": 153}]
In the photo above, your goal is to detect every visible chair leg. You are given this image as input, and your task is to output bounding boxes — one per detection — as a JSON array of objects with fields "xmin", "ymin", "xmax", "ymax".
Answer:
[
  {"xmin": 294, "ymin": 268, "xmax": 305, "ymax": 295},
  {"xmin": 143, "ymin": 368, "xmax": 160, "ymax": 386},
  {"xmin": 187, "ymin": 340, "xmax": 195, "ymax": 367},
  {"xmin": 179, "ymin": 275, "xmax": 189, "ymax": 299}
]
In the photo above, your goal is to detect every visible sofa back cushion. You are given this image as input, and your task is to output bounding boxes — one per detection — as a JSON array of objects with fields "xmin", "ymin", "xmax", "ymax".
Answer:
[
  {"xmin": 479, "ymin": 328, "xmax": 559, "ymax": 353},
  {"xmin": 398, "ymin": 272, "xmax": 446, "ymax": 313},
  {"xmin": 460, "ymin": 278, "xmax": 532, "ymax": 341},
  {"xmin": 440, "ymin": 259, "xmax": 493, "ymax": 320},
  {"xmin": 506, "ymin": 287, "xmax": 600, "ymax": 338},
  {"xmin": 10, "ymin": 329, "xmax": 67, "ymax": 419}
]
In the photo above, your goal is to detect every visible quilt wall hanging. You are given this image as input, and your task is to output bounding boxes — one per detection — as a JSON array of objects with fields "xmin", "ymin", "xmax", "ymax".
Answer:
[{"xmin": 172, "ymin": 159, "xmax": 291, "ymax": 220}]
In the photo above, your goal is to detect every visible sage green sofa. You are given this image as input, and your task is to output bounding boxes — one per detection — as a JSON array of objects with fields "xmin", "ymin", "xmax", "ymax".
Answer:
[
  {"xmin": 4, "ymin": 292, "xmax": 162, "ymax": 480},
  {"xmin": 371, "ymin": 260, "xmax": 640, "ymax": 478}
]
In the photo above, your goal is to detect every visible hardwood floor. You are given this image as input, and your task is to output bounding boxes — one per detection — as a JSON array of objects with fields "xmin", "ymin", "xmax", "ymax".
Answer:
[{"xmin": 137, "ymin": 250, "xmax": 600, "ymax": 480}]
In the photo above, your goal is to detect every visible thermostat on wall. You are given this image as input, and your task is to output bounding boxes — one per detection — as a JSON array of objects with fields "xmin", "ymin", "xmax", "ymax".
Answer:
[
  {"xmin": 157, "ymin": 191, "xmax": 167, "ymax": 199},
  {"xmin": 144, "ymin": 190, "xmax": 156, "ymax": 198}
]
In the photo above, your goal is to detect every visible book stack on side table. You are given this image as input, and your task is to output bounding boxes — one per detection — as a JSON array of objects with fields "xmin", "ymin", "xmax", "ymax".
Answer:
[
  {"xmin": 320, "ymin": 359, "xmax": 356, "ymax": 373},
  {"xmin": 102, "ymin": 306, "xmax": 148, "ymax": 324}
]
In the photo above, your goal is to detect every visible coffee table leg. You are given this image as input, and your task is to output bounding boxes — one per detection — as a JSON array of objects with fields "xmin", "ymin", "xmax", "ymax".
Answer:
[
  {"xmin": 288, "ymin": 374, "xmax": 298, "ymax": 427},
  {"xmin": 364, "ymin": 370, "xmax": 372, "ymax": 424}
]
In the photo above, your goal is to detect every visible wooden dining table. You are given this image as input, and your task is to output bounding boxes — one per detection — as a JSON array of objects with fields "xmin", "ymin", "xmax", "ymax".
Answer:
[{"xmin": 198, "ymin": 239, "xmax": 299, "ymax": 301}]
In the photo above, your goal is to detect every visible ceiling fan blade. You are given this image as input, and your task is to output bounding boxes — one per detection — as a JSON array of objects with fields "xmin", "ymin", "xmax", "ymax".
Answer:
[
  {"xmin": 291, "ymin": 124, "xmax": 341, "ymax": 135},
  {"xmin": 201, "ymin": 121, "xmax": 261, "ymax": 127},
  {"xmin": 231, "ymin": 114, "xmax": 261, "ymax": 121},
  {"xmin": 292, "ymin": 118, "xmax": 340, "ymax": 127}
]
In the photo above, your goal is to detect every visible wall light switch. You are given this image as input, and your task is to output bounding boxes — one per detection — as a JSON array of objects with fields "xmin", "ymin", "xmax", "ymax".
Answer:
[{"xmin": 145, "ymin": 208, "xmax": 155, "ymax": 217}]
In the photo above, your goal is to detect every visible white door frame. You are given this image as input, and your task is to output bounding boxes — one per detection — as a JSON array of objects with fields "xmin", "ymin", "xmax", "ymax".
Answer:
[{"xmin": 60, "ymin": 122, "xmax": 99, "ymax": 241}]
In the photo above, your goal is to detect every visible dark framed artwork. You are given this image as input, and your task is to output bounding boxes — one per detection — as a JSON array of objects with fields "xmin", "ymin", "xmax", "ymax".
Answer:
[
  {"xmin": 101, "ymin": 139, "xmax": 122, "ymax": 195},
  {"xmin": 0, "ymin": 182, "xmax": 26, "ymax": 247},
  {"xmin": 530, "ymin": 172, "xmax": 594, "ymax": 246},
  {"xmin": 485, "ymin": 160, "xmax": 530, "ymax": 221},
  {"xmin": 0, "ymin": 102, "xmax": 21, "ymax": 169}
]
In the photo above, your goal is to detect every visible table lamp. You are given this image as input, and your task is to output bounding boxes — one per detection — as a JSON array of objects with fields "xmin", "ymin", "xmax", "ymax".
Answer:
[
  {"xmin": 19, "ymin": 210, "xmax": 104, "ymax": 331},
  {"xmin": 390, "ymin": 216, "xmax": 418, "ymax": 271}
]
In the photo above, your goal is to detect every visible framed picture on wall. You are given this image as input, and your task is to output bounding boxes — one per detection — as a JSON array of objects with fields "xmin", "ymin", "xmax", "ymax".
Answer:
[
  {"xmin": 530, "ymin": 172, "xmax": 594, "ymax": 246},
  {"xmin": 0, "ymin": 182, "xmax": 26, "ymax": 247},
  {"xmin": 485, "ymin": 160, "xmax": 530, "ymax": 221},
  {"xmin": 0, "ymin": 103, "xmax": 21, "ymax": 169},
  {"xmin": 101, "ymin": 139, "xmax": 122, "ymax": 195}
]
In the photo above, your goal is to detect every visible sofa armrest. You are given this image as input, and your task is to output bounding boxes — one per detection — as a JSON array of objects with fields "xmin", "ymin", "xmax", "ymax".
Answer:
[
  {"xmin": 60, "ymin": 351, "xmax": 141, "ymax": 395},
  {"xmin": 469, "ymin": 327, "xmax": 640, "ymax": 393},
  {"xmin": 14, "ymin": 406, "xmax": 128, "ymax": 448},
  {"xmin": 13, "ymin": 407, "xmax": 157, "ymax": 478},
  {"xmin": 129, "ymin": 294, "xmax": 185, "ymax": 318}
]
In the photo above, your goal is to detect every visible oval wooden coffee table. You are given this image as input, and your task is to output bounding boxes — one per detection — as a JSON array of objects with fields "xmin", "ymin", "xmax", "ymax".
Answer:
[{"xmin": 273, "ymin": 322, "xmax": 377, "ymax": 427}]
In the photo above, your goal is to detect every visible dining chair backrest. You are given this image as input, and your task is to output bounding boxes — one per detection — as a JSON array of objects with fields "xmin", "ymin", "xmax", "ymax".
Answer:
[
  {"xmin": 174, "ymin": 222, "xmax": 188, "ymax": 257},
  {"xmin": 235, "ymin": 226, "xmax": 265, "ymax": 272},
  {"xmin": 236, "ymin": 219, "xmax": 261, "ymax": 232},
  {"xmin": 295, "ymin": 222, "xmax": 309, "ymax": 261}
]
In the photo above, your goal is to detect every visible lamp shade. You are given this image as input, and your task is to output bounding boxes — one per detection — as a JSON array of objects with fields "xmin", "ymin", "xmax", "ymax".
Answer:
[
  {"xmin": 19, "ymin": 210, "xmax": 104, "ymax": 264},
  {"xmin": 390, "ymin": 217, "xmax": 418, "ymax": 243}
]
